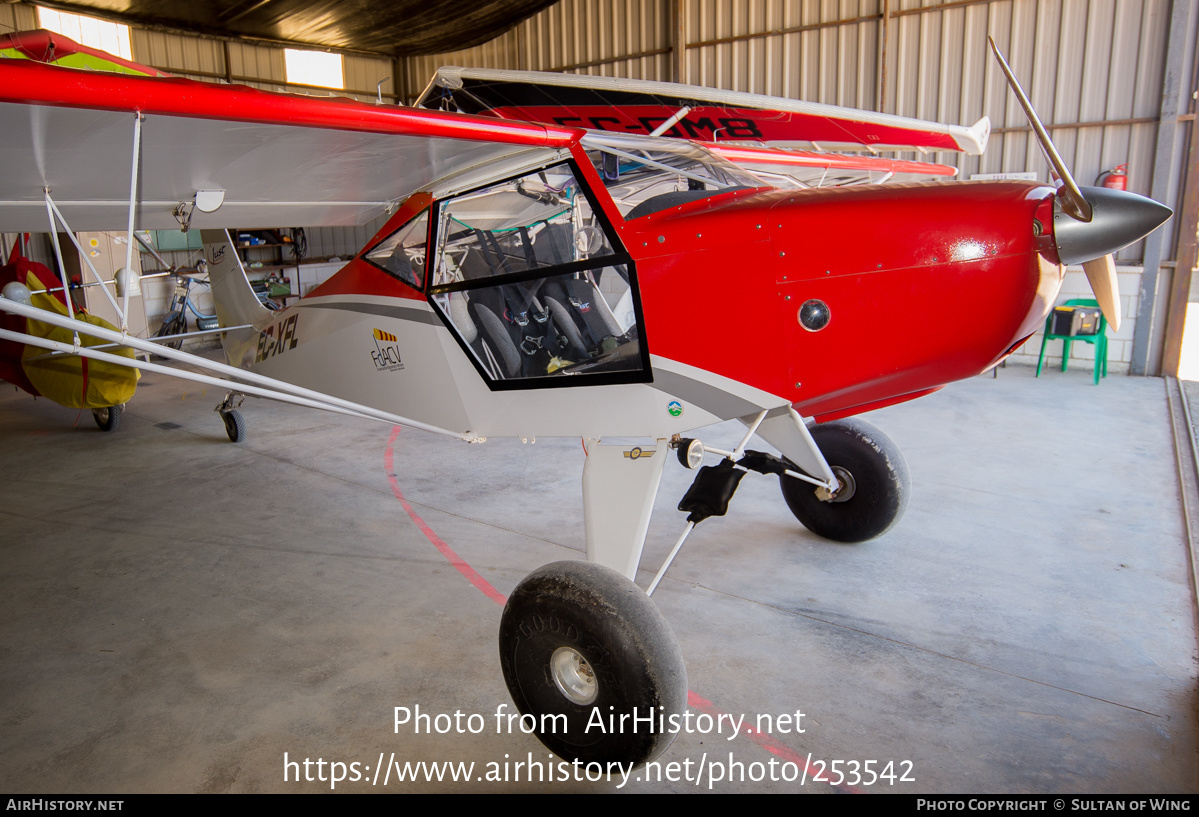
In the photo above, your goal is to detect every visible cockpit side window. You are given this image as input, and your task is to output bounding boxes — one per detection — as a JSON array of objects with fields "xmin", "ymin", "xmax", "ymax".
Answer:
[
  {"xmin": 364, "ymin": 209, "xmax": 429, "ymax": 290},
  {"xmin": 428, "ymin": 161, "xmax": 648, "ymax": 389}
]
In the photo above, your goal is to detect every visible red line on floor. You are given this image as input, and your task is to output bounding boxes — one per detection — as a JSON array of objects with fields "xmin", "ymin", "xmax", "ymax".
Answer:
[
  {"xmin": 686, "ymin": 690, "xmax": 854, "ymax": 792},
  {"xmin": 384, "ymin": 425, "xmax": 508, "ymax": 607}
]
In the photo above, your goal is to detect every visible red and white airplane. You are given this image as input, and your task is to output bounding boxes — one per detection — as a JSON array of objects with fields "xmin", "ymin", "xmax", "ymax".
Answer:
[{"xmin": 0, "ymin": 33, "xmax": 1171, "ymax": 765}]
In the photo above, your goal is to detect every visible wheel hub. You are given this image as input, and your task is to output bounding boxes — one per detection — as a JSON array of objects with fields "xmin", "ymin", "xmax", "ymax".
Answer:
[
  {"xmin": 549, "ymin": 646, "xmax": 598, "ymax": 705},
  {"xmin": 815, "ymin": 466, "xmax": 856, "ymax": 503}
]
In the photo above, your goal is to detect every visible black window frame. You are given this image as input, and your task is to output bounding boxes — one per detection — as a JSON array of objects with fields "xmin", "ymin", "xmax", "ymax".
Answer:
[
  {"xmin": 427, "ymin": 158, "xmax": 652, "ymax": 392},
  {"xmin": 361, "ymin": 207, "xmax": 431, "ymax": 292}
]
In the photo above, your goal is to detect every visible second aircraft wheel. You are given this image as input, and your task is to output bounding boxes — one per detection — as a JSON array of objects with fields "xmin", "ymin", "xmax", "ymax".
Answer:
[
  {"xmin": 780, "ymin": 417, "xmax": 910, "ymax": 543},
  {"xmin": 222, "ymin": 409, "xmax": 246, "ymax": 443},
  {"xmin": 498, "ymin": 560, "xmax": 687, "ymax": 766},
  {"xmin": 92, "ymin": 404, "xmax": 122, "ymax": 432}
]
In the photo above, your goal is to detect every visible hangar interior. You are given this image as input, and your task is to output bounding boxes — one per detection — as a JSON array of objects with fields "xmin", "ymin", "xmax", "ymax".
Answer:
[{"xmin": 1, "ymin": 0, "xmax": 1198, "ymax": 794}]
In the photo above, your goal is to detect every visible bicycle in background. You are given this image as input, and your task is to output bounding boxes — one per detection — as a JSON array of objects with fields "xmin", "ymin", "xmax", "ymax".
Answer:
[{"xmin": 154, "ymin": 260, "xmax": 218, "ymax": 349}]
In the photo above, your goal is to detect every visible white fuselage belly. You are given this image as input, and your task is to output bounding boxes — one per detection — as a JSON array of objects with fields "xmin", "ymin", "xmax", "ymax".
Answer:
[{"xmin": 235, "ymin": 293, "xmax": 785, "ymax": 440}]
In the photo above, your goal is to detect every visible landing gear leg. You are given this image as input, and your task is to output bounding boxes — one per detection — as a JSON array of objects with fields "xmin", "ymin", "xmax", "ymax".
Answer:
[
  {"xmin": 214, "ymin": 392, "xmax": 246, "ymax": 443},
  {"xmin": 498, "ymin": 560, "xmax": 687, "ymax": 766}
]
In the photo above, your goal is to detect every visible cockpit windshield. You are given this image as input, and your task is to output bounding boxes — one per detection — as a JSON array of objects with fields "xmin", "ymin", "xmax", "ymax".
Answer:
[{"xmin": 582, "ymin": 133, "xmax": 766, "ymax": 220}]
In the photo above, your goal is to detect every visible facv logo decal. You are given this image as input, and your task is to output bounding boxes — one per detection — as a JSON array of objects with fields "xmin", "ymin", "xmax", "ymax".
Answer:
[
  {"xmin": 667, "ymin": 400, "xmax": 683, "ymax": 417},
  {"xmin": 371, "ymin": 328, "xmax": 405, "ymax": 372},
  {"xmin": 623, "ymin": 446, "xmax": 654, "ymax": 460},
  {"xmin": 255, "ymin": 314, "xmax": 298, "ymax": 363}
]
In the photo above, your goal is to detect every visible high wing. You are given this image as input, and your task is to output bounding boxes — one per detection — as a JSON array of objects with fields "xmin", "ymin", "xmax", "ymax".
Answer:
[
  {"xmin": 0, "ymin": 59, "xmax": 576, "ymax": 233},
  {"xmin": 419, "ymin": 65, "xmax": 990, "ymax": 155}
]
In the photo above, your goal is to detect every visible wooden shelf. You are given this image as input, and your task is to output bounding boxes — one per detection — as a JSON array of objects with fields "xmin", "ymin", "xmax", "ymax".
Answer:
[{"xmin": 236, "ymin": 228, "xmax": 299, "ymax": 303}]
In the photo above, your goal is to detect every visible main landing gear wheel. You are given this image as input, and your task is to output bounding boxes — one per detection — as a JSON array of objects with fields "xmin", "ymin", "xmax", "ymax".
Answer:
[
  {"xmin": 780, "ymin": 418, "xmax": 910, "ymax": 543},
  {"xmin": 221, "ymin": 409, "xmax": 246, "ymax": 443},
  {"xmin": 498, "ymin": 560, "xmax": 687, "ymax": 766},
  {"xmin": 92, "ymin": 404, "xmax": 122, "ymax": 432}
]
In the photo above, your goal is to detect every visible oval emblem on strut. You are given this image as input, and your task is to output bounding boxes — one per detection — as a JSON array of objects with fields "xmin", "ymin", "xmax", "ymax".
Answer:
[{"xmin": 799, "ymin": 299, "xmax": 831, "ymax": 332}]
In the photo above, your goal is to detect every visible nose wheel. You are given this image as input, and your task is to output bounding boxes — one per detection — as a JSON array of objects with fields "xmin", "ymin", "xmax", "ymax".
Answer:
[
  {"xmin": 498, "ymin": 560, "xmax": 687, "ymax": 766},
  {"xmin": 779, "ymin": 418, "xmax": 910, "ymax": 543}
]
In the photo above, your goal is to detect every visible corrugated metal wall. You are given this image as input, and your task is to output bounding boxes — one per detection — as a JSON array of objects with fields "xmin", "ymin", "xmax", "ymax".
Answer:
[
  {"xmin": 133, "ymin": 30, "xmax": 225, "ymax": 81},
  {"xmin": 684, "ymin": 0, "xmax": 881, "ymax": 101},
  {"xmin": 128, "ymin": 31, "xmax": 393, "ymax": 102},
  {"xmin": 519, "ymin": 0, "xmax": 673, "ymax": 76},
  {"xmin": 0, "ymin": 3, "xmax": 38, "ymax": 38},
  {"xmin": 405, "ymin": 1, "xmax": 672, "ymax": 86},
  {"xmin": 0, "ymin": 0, "xmax": 1184, "ymax": 264}
]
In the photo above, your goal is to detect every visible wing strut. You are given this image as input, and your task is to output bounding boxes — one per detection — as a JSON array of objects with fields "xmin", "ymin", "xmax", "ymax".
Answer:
[
  {"xmin": 43, "ymin": 193, "xmax": 125, "ymax": 321},
  {"xmin": 43, "ymin": 195, "xmax": 77, "ymax": 328},
  {"xmin": 647, "ymin": 107, "xmax": 692, "ymax": 137},
  {"xmin": 120, "ymin": 113, "xmax": 143, "ymax": 329},
  {"xmin": 0, "ymin": 298, "xmax": 481, "ymax": 442},
  {"xmin": 644, "ymin": 410, "xmax": 839, "ymax": 595}
]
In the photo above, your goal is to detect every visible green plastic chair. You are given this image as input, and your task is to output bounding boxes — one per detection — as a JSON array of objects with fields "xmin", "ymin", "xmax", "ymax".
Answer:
[{"xmin": 1035, "ymin": 298, "xmax": 1108, "ymax": 385}]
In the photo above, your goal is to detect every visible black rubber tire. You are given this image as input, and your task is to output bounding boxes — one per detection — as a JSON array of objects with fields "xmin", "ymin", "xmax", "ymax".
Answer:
[
  {"xmin": 499, "ymin": 561, "xmax": 687, "ymax": 766},
  {"xmin": 92, "ymin": 404, "xmax": 122, "ymax": 432},
  {"xmin": 779, "ymin": 418, "xmax": 910, "ymax": 543},
  {"xmin": 222, "ymin": 409, "xmax": 246, "ymax": 443}
]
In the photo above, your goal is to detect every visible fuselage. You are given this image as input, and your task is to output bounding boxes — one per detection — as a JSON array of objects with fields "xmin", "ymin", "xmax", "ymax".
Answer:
[
  {"xmin": 229, "ymin": 144, "xmax": 1063, "ymax": 438},
  {"xmin": 624, "ymin": 179, "xmax": 1061, "ymax": 420}
]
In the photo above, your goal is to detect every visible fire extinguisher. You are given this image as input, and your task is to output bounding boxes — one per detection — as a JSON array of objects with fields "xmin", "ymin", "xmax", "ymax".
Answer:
[{"xmin": 1097, "ymin": 163, "xmax": 1128, "ymax": 190}]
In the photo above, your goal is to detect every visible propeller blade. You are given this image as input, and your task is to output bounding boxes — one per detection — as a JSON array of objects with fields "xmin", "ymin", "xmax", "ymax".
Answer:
[
  {"xmin": 989, "ymin": 37, "xmax": 1171, "ymax": 330},
  {"xmin": 1081, "ymin": 254, "xmax": 1121, "ymax": 332},
  {"xmin": 988, "ymin": 37, "xmax": 1092, "ymax": 222}
]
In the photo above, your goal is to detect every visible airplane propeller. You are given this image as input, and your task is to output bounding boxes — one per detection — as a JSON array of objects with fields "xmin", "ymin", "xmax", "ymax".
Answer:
[{"xmin": 988, "ymin": 37, "xmax": 1171, "ymax": 333}]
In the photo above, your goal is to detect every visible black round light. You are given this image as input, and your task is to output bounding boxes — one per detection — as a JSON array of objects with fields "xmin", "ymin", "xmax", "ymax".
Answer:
[{"xmin": 798, "ymin": 299, "xmax": 831, "ymax": 332}]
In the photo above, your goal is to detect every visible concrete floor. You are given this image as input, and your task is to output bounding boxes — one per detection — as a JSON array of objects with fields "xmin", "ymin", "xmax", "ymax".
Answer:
[{"xmin": 0, "ymin": 362, "xmax": 1195, "ymax": 793}]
